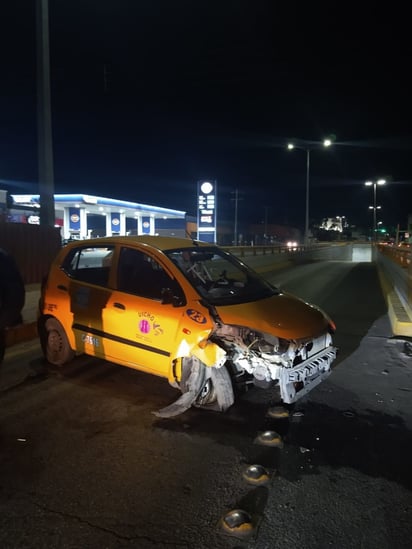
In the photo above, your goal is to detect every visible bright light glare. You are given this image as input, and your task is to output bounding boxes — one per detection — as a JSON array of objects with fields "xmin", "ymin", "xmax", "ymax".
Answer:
[
  {"xmin": 323, "ymin": 139, "xmax": 332, "ymax": 147},
  {"xmin": 287, "ymin": 143, "xmax": 294, "ymax": 150},
  {"xmin": 377, "ymin": 179, "xmax": 386, "ymax": 185},
  {"xmin": 365, "ymin": 181, "xmax": 373, "ymax": 186}
]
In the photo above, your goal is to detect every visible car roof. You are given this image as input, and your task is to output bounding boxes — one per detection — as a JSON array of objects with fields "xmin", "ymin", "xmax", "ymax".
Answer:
[{"xmin": 64, "ymin": 235, "xmax": 214, "ymax": 252}]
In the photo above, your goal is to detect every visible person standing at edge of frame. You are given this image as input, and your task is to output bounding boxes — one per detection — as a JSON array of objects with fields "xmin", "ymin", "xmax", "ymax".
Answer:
[{"xmin": 0, "ymin": 248, "xmax": 25, "ymax": 364}]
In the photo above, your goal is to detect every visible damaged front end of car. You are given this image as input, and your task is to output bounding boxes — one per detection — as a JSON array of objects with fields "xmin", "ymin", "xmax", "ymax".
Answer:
[
  {"xmin": 210, "ymin": 322, "xmax": 337, "ymax": 404},
  {"xmin": 155, "ymin": 244, "xmax": 338, "ymax": 418},
  {"xmin": 154, "ymin": 318, "xmax": 337, "ymax": 419}
]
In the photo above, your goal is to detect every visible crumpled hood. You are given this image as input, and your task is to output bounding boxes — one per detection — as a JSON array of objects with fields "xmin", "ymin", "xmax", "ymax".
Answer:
[{"xmin": 215, "ymin": 291, "xmax": 330, "ymax": 340}]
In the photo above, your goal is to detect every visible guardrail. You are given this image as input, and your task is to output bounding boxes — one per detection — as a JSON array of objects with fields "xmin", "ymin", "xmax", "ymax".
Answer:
[
  {"xmin": 377, "ymin": 244, "xmax": 412, "ymax": 313},
  {"xmin": 221, "ymin": 244, "xmax": 306, "ymax": 257},
  {"xmin": 377, "ymin": 243, "xmax": 410, "ymax": 267}
]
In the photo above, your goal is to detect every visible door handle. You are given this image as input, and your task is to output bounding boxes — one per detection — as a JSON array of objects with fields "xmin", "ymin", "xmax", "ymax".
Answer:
[
  {"xmin": 113, "ymin": 302, "xmax": 126, "ymax": 310},
  {"xmin": 57, "ymin": 284, "xmax": 68, "ymax": 292}
]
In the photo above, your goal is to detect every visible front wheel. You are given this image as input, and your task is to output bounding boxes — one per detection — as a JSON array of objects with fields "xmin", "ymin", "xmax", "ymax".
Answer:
[
  {"xmin": 39, "ymin": 317, "xmax": 75, "ymax": 366},
  {"xmin": 181, "ymin": 356, "xmax": 234, "ymax": 412}
]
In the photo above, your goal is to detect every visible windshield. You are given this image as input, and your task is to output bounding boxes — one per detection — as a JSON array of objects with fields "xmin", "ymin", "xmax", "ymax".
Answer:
[{"xmin": 165, "ymin": 247, "xmax": 279, "ymax": 305}]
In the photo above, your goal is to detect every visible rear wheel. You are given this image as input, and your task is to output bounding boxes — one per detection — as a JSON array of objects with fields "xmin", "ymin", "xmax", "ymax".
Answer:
[{"xmin": 40, "ymin": 317, "xmax": 75, "ymax": 366}]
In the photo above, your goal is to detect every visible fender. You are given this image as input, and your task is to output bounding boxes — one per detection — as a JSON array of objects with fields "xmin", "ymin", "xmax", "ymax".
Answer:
[
  {"xmin": 168, "ymin": 334, "xmax": 226, "ymax": 385},
  {"xmin": 190, "ymin": 339, "xmax": 227, "ymax": 368}
]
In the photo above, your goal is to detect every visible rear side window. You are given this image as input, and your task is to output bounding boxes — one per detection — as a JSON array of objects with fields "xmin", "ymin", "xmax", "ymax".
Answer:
[{"xmin": 61, "ymin": 246, "xmax": 114, "ymax": 286}]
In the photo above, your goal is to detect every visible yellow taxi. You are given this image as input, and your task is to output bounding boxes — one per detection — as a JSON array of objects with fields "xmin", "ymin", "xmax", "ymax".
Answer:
[{"xmin": 38, "ymin": 236, "xmax": 337, "ymax": 417}]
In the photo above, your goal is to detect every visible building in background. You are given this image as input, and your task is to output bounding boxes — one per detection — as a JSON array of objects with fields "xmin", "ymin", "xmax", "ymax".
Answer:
[{"xmin": 5, "ymin": 193, "xmax": 189, "ymax": 240}]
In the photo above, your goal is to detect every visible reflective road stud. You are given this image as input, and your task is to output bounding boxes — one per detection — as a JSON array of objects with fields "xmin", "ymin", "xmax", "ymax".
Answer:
[
  {"xmin": 254, "ymin": 430, "xmax": 284, "ymax": 448},
  {"xmin": 267, "ymin": 405, "xmax": 290, "ymax": 419},
  {"xmin": 220, "ymin": 509, "xmax": 254, "ymax": 538},
  {"xmin": 242, "ymin": 464, "xmax": 270, "ymax": 486}
]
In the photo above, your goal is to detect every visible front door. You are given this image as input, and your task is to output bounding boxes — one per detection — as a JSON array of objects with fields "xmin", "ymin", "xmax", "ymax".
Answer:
[{"xmin": 101, "ymin": 246, "xmax": 185, "ymax": 377}]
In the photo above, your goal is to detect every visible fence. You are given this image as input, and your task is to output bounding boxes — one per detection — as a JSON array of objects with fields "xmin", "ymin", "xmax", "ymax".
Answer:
[{"xmin": 0, "ymin": 223, "xmax": 61, "ymax": 284}]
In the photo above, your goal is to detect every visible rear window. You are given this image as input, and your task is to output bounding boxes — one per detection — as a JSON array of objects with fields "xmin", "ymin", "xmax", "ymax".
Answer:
[{"xmin": 61, "ymin": 246, "xmax": 114, "ymax": 286}]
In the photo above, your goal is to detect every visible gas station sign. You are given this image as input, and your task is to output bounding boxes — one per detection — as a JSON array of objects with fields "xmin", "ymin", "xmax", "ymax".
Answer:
[{"xmin": 197, "ymin": 180, "xmax": 217, "ymax": 243}]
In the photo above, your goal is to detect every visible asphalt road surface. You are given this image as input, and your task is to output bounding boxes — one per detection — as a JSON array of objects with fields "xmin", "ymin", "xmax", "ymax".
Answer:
[{"xmin": 1, "ymin": 260, "xmax": 411, "ymax": 549}]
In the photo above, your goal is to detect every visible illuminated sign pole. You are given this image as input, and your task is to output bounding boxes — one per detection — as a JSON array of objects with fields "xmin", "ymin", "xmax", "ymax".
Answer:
[{"xmin": 197, "ymin": 180, "xmax": 217, "ymax": 243}]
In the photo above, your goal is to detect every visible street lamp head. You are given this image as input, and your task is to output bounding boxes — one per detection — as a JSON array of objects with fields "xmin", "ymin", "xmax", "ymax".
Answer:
[
  {"xmin": 377, "ymin": 179, "xmax": 386, "ymax": 185},
  {"xmin": 288, "ymin": 139, "xmax": 332, "ymax": 151},
  {"xmin": 365, "ymin": 181, "xmax": 373, "ymax": 186}
]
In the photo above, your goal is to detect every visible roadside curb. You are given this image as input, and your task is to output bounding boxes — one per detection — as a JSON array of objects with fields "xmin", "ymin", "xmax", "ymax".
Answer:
[
  {"xmin": 387, "ymin": 290, "xmax": 412, "ymax": 337},
  {"xmin": 378, "ymin": 265, "xmax": 412, "ymax": 337}
]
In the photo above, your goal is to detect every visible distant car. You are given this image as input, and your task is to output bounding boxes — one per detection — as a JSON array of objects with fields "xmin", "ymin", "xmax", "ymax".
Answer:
[
  {"xmin": 286, "ymin": 240, "xmax": 298, "ymax": 250},
  {"xmin": 38, "ymin": 236, "xmax": 337, "ymax": 417}
]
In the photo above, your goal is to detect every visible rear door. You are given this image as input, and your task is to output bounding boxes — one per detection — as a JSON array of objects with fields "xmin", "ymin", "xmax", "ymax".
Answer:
[{"xmin": 58, "ymin": 244, "xmax": 115, "ymax": 358}]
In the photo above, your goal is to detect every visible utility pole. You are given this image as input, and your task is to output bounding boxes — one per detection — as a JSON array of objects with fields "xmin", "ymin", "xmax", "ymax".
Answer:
[
  {"xmin": 234, "ymin": 189, "xmax": 238, "ymax": 245},
  {"xmin": 37, "ymin": 0, "xmax": 55, "ymax": 227},
  {"xmin": 231, "ymin": 189, "xmax": 243, "ymax": 245}
]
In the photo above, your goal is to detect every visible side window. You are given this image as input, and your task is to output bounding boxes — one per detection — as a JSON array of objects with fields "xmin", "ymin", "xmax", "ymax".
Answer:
[
  {"xmin": 61, "ymin": 246, "xmax": 114, "ymax": 287},
  {"xmin": 117, "ymin": 247, "xmax": 184, "ymax": 302}
]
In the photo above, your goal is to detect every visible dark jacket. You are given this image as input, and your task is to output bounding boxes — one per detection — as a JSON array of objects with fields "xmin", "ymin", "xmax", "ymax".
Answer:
[{"xmin": 0, "ymin": 248, "xmax": 25, "ymax": 328}]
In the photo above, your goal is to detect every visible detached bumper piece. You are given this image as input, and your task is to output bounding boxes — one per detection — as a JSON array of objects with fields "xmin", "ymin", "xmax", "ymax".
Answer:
[{"xmin": 279, "ymin": 346, "xmax": 337, "ymax": 404}]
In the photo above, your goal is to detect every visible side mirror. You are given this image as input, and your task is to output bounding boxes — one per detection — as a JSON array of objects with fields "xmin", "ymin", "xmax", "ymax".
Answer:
[{"xmin": 161, "ymin": 287, "xmax": 185, "ymax": 307}]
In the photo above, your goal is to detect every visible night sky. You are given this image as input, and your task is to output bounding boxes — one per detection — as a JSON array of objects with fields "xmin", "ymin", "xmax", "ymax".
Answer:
[{"xmin": 1, "ymin": 1, "xmax": 412, "ymax": 234}]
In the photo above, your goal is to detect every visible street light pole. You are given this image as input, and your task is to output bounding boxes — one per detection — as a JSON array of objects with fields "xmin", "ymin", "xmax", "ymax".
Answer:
[
  {"xmin": 288, "ymin": 139, "xmax": 332, "ymax": 247},
  {"xmin": 373, "ymin": 183, "xmax": 377, "ymax": 242},
  {"xmin": 365, "ymin": 179, "xmax": 385, "ymax": 245},
  {"xmin": 305, "ymin": 148, "xmax": 310, "ymax": 248},
  {"xmin": 234, "ymin": 188, "xmax": 238, "ymax": 246}
]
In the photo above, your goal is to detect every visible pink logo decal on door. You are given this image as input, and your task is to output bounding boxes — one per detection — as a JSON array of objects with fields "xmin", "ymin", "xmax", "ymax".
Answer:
[{"xmin": 139, "ymin": 319, "xmax": 151, "ymax": 334}]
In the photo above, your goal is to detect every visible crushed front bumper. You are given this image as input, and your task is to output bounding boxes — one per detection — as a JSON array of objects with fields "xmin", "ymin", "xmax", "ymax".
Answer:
[{"xmin": 278, "ymin": 345, "xmax": 337, "ymax": 404}]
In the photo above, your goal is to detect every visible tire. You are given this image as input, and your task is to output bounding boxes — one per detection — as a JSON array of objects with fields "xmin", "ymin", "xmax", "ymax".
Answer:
[
  {"xmin": 40, "ymin": 317, "xmax": 75, "ymax": 366},
  {"xmin": 181, "ymin": 356, "xmax": 234, "ymax": 412}
]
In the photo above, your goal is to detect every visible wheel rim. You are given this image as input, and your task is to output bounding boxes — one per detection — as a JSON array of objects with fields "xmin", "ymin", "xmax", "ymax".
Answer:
[
  {"xmin": 48, "ymin": 329, "xmax": 63, "ymax": 356},
  {"xmin": 196, "ymin": 378, "xmax": 217, "ymax": 406}
]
